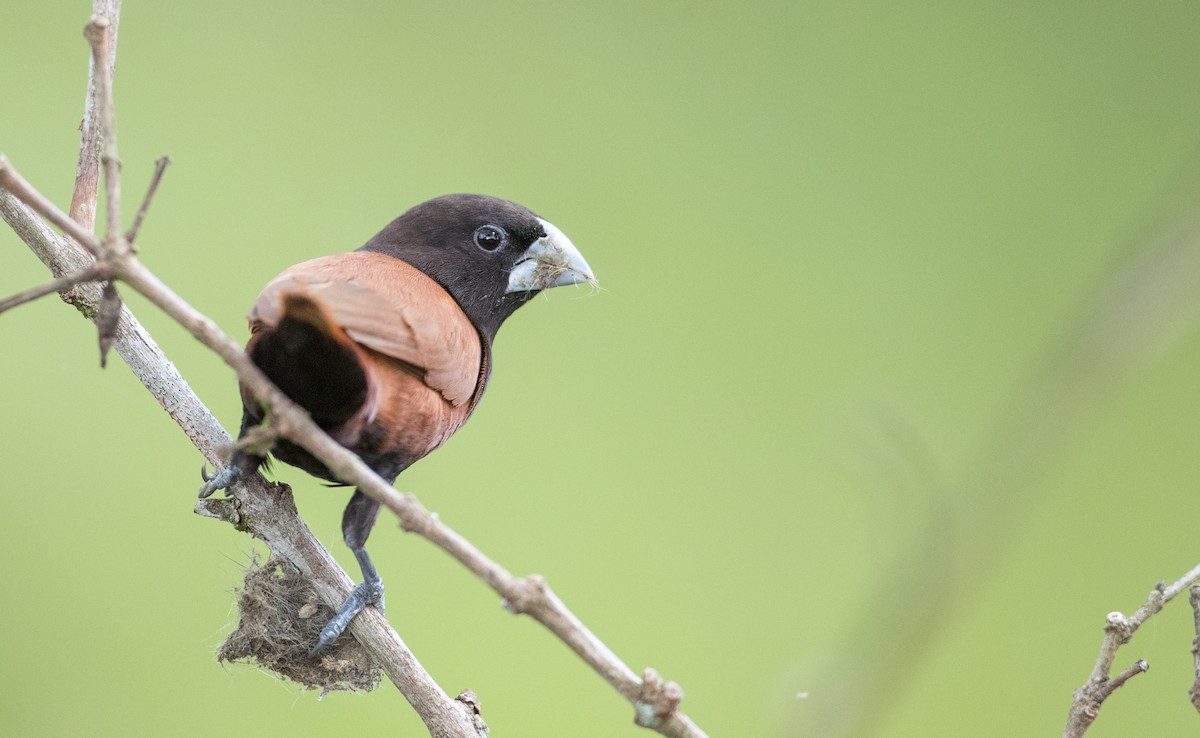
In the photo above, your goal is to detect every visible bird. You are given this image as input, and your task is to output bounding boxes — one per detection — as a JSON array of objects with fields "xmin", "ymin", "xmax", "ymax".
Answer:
[{"xmin": 198, "ymin": 193, "xmax": 595, "ymax": 655}]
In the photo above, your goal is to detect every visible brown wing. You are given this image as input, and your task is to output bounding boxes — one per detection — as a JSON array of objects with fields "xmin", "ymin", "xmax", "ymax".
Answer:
[{"xmin": 248, "ymin": 251, "xmax": 483, "ymax": 407}]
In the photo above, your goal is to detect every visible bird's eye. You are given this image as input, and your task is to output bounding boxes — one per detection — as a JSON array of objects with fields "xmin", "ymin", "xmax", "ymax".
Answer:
[{"xmin": 473, "ymin": 225, "xmax": 508, "ymax": 252}]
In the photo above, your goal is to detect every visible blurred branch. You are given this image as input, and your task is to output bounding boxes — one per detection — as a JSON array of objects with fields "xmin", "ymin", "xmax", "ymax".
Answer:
[
  {"xmin": 0, "ymin": 5, "xmax": 706, "ymax": 738},
  {"xmin": 1063, "ymin": 562, "xmax": 1200, "ymax": 737},
  {"xmin": 793, "ymin": 205, "xmax": 1200, "ymax": 733}
]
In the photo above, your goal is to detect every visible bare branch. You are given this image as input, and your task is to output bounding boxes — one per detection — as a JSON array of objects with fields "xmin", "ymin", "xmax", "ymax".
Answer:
[
  {"xmin": 1063, "ymin": 565, "xmax": 1200, "ymax": 737},
  {"xmin": 404, "ymin": 505, "xmax": 704, "ymax": 736}
]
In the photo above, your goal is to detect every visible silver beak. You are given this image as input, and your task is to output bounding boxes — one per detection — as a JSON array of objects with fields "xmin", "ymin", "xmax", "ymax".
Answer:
[{"xmin": 506, "ymin": 218, "xmax": 595, "ymax": 293}]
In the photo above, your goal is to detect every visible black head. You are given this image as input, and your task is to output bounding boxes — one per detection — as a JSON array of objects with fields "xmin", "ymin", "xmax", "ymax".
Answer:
[{"xmin": 358, "ymin": 194, "xmax": 593, "ymax": 342}]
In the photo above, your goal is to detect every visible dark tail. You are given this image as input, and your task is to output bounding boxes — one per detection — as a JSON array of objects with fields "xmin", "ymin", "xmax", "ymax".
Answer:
[{"xmin": 248, "ymin": 292, "xmax": 369, "ymax": 431}]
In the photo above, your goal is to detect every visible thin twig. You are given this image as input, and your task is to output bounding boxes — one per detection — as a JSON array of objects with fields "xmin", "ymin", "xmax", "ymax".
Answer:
[
  {"xmin": 1102, "ymin": 659, "xmax": 1149, "ymax": 696},
  {"xmin": 126, "ymin": 156, "xmax": 170, "ymax": 245},
  {"xmin": 0, "ymin": 265, "xmax": 104, "ymax": 315}
]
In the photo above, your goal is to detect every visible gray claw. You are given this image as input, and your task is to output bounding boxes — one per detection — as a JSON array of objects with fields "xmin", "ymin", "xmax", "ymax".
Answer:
[
  {"xmin": 308, "ymin": 578, "xmax": 385, "ymax": 657},
  {"xmin": 198, "ymin": 464, "xmax": 241, "ymax": 499}
]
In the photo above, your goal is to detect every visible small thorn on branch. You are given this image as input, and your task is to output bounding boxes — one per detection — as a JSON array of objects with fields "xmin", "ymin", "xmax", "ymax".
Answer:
[{"xmin": 126, "ymin": 156, "xmax": 170, "ymax": 245}]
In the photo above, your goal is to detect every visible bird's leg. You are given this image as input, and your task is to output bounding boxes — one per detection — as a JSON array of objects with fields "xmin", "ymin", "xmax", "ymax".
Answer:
[
  {"xmin": 310, "ymin": 489, "xmax": 384, "ymax": 656},
  {"xmin": 309, "ymin": 546, "xmax": 385, "ymax": 656}
]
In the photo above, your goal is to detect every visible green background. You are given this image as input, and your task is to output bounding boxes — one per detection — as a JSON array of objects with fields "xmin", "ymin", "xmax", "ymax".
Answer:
[{"xmin": 4, "ymin": 2, "xmax": 1200, "ymax": 736}]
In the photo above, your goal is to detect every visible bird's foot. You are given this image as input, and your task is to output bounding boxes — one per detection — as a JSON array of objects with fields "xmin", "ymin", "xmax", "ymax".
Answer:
[
  {"xmin": 199, "ymin": 463, "xmax": 244, "ymax": 499},
  {"xmin": 309, "ymin": 575, "xmax": 385, "ymax": 657}
]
